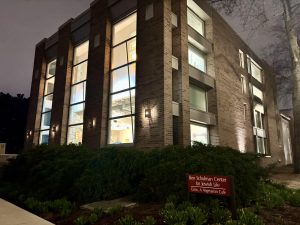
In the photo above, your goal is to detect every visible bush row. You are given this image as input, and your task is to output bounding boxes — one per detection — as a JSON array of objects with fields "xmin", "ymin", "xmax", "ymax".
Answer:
[{"xmin": 0, "ymin": 143, "xmax": 267, "ymax": 205}]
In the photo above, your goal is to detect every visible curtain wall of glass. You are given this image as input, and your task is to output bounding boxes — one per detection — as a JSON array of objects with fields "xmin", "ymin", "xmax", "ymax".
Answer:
[
  {"xmin": 108, "ymin": 13, "xmax": 137, "ymax": 145},
  {"xmin": 39, "ymin": 60, "xmax": 57, "ymax": 144},
  {"xmin": 67, "ymin": 41, "xmax": 89, "ymax": 144}
]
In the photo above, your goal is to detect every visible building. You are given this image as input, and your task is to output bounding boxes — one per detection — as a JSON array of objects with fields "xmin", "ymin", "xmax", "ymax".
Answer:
[{"xmin": 25, "ymin": 0, "xmax": 289, "ymax": 165}]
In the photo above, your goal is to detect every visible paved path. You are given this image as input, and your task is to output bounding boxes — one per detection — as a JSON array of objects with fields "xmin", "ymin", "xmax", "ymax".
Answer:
[
  {"xmin": 271, "ymin": 166, "xmax": 300, "ymax": 189},
  {"xmin": 0, "ymin": 198, "xmax": 54, "ymax": 225}
]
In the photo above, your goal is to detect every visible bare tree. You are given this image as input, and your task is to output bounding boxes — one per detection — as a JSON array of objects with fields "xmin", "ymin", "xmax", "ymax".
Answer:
[{"xmin": 209, "ymin": 0, "xmax": 300, "ymax": 172}]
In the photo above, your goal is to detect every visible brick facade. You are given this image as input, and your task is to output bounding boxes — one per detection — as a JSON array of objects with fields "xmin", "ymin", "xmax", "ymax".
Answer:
[{"xmin": 25, "ymin": 0, "xmax": 287, "ymax": 165}]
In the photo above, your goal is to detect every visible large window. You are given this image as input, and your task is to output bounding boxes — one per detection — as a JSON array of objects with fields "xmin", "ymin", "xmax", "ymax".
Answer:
[
  {"xmin": 187, "ymin": 8, "xmax": 205, "ymax": 36},
  {"xmin": 188, "ymin": 45, "xmax": 206, "ymax": 72},
  {"xmin": 256, "ymin": 136, "xmax": 266, "ymax": 154},
  {"xmin": 39, "ymin": 60, "xmax": 56, "ymax": 144},
  {"xmin": 253, "ymin": 86, "xmax": 263, "ymax": 102},
  {"xmin": 108, "ymin": 13, "xmax": 137, "ymax": 145},
  {"xmin": 190, "ymin": 84, "xmax": 207, "ymax": 111},
  {"xmin": 67, "ymin": 41, "xmax": 89, "ymax": 144},
  {"xmin": 190, "ymin": 123, "xmax": 209, "ymax": 145}
]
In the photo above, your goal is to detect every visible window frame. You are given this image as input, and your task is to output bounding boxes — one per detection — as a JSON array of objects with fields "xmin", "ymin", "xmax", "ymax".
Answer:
[
  {"xmin": 189, "ymin": 83, "xmax": 208, "ymax": 112},
  {"xmin": 188, "ymin": 44, "xmax": 207, "ymax": 73},
  {"xmin": 190, "ymin": 122, "xmax": 209, "ymax": 145},
  {"xmin": 187, "ymin": 7, "xmax": 205, "ymax": 37},
  {"xmin": 108, "ymin": 12, "xmax": 137, "ymax": 145}
]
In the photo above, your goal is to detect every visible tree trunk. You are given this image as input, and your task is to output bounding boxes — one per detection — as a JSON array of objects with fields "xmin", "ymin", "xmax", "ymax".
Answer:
[{"xmin": 281, "ymin": 0, "xmax": 300, "ymax": 173}]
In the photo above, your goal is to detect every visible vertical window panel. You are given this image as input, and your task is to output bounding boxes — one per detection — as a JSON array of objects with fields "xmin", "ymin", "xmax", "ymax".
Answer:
[
  {"xmin": 112, "ymin": 13, "xmax": 137, "ymax": 46},
  {"xmin": 190, "ymin": 84, "xmax": 207, "ymax": 112},
  {"xmin": 111, "ymin": 66, "xmax": 130, "ymax": 93},
  {"xmin": 72, "ymin": 61, "xmax": 88, "ymax": 84},
  {"xmin": 127, "ymin": 38, "xmax": 137, "ymax": 63},
  {"xmin": 41, "ymin": 112, "xmax": 51, "ymax": 130},
  {"xmin": 39, "ymin": 130, "xmax": 50, "ymax": 145},
  {"xmin": 70, "ymin": 82, "xmax": 86, "ymax": 104},
  {"xmin": 42, "ymin": 94, "xmax": 53, "ymax": 112},
  {"xmin": 74, "ymin": 41, "xmax": 89, "ymax": 65},
  {"xmin": 112, "ymin": 43, "xmax": 128, "ymax": 69},
  {"xmin": 129, "ymin": 63, "xmax": 136, "ymax": 88},
  {"xmin": 44, "ymin": 77, "xmax": 55, "ymax": 95},
  {"xmin": 67, "ymin": 125, "xmax": 83, "ymax": 144},
  {"xmin": 187, "ymin": 8, "xmax": 205, "ymax": 36},
  {"xmin": 69, "ymin": 103, "xmax": 85, "ymax": 125},
  {"xmin": 188, "ymin": 45, "xmax": 206, "ymax": 72},
  {"xmin": 110, "ymin": 91, "xmax": 132, "ymax": 118},
  {"xmin": 108, "ymin": 117, "xmax": 134, "ymax": 144}
]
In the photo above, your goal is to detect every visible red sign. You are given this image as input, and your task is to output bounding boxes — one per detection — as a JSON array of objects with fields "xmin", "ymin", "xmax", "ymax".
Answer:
[{"xmin": 187, "ymin": 174, "xmax": 232, "ymax": 197}]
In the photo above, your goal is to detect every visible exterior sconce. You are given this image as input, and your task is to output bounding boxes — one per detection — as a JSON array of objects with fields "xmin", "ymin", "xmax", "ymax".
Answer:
[
  {"xmin": 26, "ymin": 130, "xmax": 32, "ymax": 138},
  {"xmin": 145, "ymin": 109, "xmax": 151, "ymax": 118},
  {"xmin": 89, "ymin": 118, "xmax": 96, "ymax": 128},
  {"xmin": 52, "ymin": 125, "xmax": 58, "ymax": 133}
]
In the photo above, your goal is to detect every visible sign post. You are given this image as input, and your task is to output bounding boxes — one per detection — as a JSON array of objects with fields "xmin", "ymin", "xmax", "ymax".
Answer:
[{"xmin": 187, "ymin": 174, "xmax": 237, "ymax": 220}]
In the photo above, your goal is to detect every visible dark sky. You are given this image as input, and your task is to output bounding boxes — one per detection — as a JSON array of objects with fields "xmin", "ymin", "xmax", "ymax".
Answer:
[
  {"xmin": 0, "ymin": 0, "xmax": 282, "ymax": 98},
  {"xmin": 0, "ymin": 0, "xmax": 93, "ymax": 97}
]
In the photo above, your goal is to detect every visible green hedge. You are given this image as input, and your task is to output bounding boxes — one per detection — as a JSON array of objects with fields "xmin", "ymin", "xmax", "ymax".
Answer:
[{"xmin": 0, "ymin": 143, "xmax": 267, "ymax": 205}]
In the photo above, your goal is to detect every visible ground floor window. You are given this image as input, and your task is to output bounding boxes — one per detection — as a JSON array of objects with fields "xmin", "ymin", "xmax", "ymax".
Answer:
[
  {"xmin": 190, "ymin": 123, "xmax": 209, "ymax": 145},
  {"xmin": 256, "ymin": 136, "xmax": 266, "ymax": 154}
]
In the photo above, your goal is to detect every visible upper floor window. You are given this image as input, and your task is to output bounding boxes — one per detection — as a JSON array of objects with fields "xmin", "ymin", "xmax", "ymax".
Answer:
[
  {"xmin": 239, "ymin": 50, "xmax": 244, "ymax": 68},
  {"xmin": 190, "ymin": 84, "xmax": 207, "ymax": 112},
  {"xmin": 253, "ymin": 85, "xmax": 263, "ymax": 102},
  {"xmin": 187, "ymin": 8, "xmax": 205, "ymax": 36},
  {"xmin": 188, "ymin": 44, "xmax": 206, "ymax": 72},
  {"xmin": 247, "ymin": 56, "xmax": 263, "ymax": 83},
  {"xmin": 241, "ymin": 75, "xmax": 246, "ymax": 94}
]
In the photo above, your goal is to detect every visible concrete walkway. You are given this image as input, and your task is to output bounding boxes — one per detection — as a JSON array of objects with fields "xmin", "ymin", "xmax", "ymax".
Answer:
[
  {"xmin": 271, "ymin": 166, "xmax": 300, "ymax": 189},
  {"xmin": 0, "ymin": 198, "xmax": 54, "ymax": 225}
]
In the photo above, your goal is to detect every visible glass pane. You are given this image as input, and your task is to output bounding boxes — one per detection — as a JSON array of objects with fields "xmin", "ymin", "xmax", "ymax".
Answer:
[
  {"xmin": 39, "ymin": 130, "xmax": 50, "ymax": 145},
  {"xmin": 69, "ymin": 103, "xmax": 84, "ymax": 125},
  {"xmin": 188, "ymin": 45, "xmax": 206, "ymax": 72},
  {"xmin": 190, "ymin": 85, "xmax": 207, "ymax": 111},
  {"xmin": 72, "ymin": 61, "xmax": 88, "ymax": 84},
  {"xmin": 67, "ymin": 125, "xmax": 83, "ymax": 144},
  {"xmin": 70, "ymin": 82, "xmax": 86, "ymax": 104},
  {"xmin": 46, "ymin": 60, "xmax": 56, "ymax": 78},
  {"xmin": 131, "ymin": 90, "xmax": 135, "ymax": 114},
  {"xmin": 110, "ymin": 91, "xmax": 132, "ymax": 118},
  {"xmin": 109, "ymin": 117, "xmax": 134, "ymax": 144},
  {"xmin": 187, "ymin": 8, "xmax": 204, "ymax": 36},
  {"xmin": 42, "ymin": 94, "xmax": 53, "ymax": 112},
  {"xmin": 255, "ymin": 111, "xmax": 262, "ymax": 128},
  {"xmin": 111, "ymin": 66, "xmax": 130, "ymax": 93},
  {"xmin": 74, "ymin": 41, "xmax": 89, "ymax": 65},
  {"xmin": 113, "ymin": 13, "xmax": 137, "ymax": 46},
  {"xmin": 251, "ymin": 62, "xmax": 262, "ymax": 82},
  {"xmin": 45, "ymin": 77, "xmax": 55, "ymax": 95},
  {"xmin": 253, "ymin": 86, "xmax": 263, "ymax": 101},
  {"xmin": 127, "ymin": 38, "xmax": 136, "ymax": 63},
  {"xmin": 41, "ymin": 112, "xmax": 51, "ymax": 130},
  {"xmin": 112, "ymin": 43, "xmax": 127, "ymax": 69},
  {"xmin": 129, "ymin": 63, "xmax": 136, "ymax": 88},
  {"xmin": 256, "ymin": 137, "xmax": 265, "ymax": 154},
  {"xmin": 190, "ymin": 123, "xmax": 208, "ymax": 145}
]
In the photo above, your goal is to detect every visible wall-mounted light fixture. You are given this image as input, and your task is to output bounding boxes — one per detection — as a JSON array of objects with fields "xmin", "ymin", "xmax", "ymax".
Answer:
[
  {"xmin": 26, "ymin": 130, "xmax": 32, "ymax": 138},
  {"xmin": 89, "ymin": 118, "xmax": 96, "ymax": 128},
  {"xmin": 145, "ymin": 108, "xmax": 151, "ymax": 118},
  {"xmin": 52, "ymin": 125, "xmax": 58, "ymax": 133}
]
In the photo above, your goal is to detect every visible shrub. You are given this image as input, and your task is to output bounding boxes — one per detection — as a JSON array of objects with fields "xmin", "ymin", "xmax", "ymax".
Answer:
[
  {"xmin": 118, "ymin": 215, "xmax": 141, "ymax": 225},
  {"xmin": 74, "ymin": 216, "xmax": 89, "ymax": 225},
  {"xmin": 24, "ymin": 197, "xmax": 49, "ymax": 214},
  {"xmin": 107, "ymin": 205, "xmax": 123, "ymax": 216},
  {"xmin": 143, "ymin": 216, "xmax": 156, "ymax": 225}
]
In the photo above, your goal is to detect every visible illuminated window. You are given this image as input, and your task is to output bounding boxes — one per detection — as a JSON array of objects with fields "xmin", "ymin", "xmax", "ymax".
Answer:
[
  {"xmin": 253, "ymin": 86, "xmax": 263, "ymax": 102},
  {"xmin": 190, "ymin": 123, "xmax": 209, "ymax": 145},
  {"xmin": 241, "ymin": 75, "xmax": 246, "ymax": 94},
  {"xmin": 239, "ymin": 50, "xmax": 244, "ymax": 68},
  {"xmin": 247, "ymin": 55, "xmax": 263, "ymax": 83},
  {"xmin": 188, "ymin": 44, "xmax": 206, "ymax": 72},
  {"xmin": 187, "ymin": 8, "xmax": 205, "ymax": 36},
  {"xmin": 39, "ymin": 59, "xmax": 56, "ymax": 145},
  {"xmin": 67, "ymin": 41, "xmax": 89, "ymax": 144},
  {"xmin": 190, "ymin": 84, "xmax": 207, "ymax": 112},
  {"xmin": 256, "ymin": 136, "xmax": 266, "ymax": 154},
  {"xmin": 108, "ymin": 13, "xmax": 137, "ymax": 144}
]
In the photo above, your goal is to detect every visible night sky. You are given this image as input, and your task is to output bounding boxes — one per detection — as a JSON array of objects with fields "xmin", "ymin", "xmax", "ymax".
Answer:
[{"xmin": 0, "ymin": 0, "xmax": 281, "ymax": 98}]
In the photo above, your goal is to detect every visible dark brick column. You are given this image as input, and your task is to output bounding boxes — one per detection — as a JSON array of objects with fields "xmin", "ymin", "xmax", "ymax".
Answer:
[
  {"xmin": 83, "ymin": 0, "xmax": 111, "ymax": 148},
  {"xmin": 24, "ymin": 39, "xmax": 47, "ymax": 149},
  {"xmin": 49, "ymin": 20, "xmax": 74, "ymax": 145},
  {"xmin": 172, "ymin": 0, "xmax": 191, "ymax": 146},
  {"xmin": 135, "ymin": 0, "xmax": 173, "ymax": 148}
]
